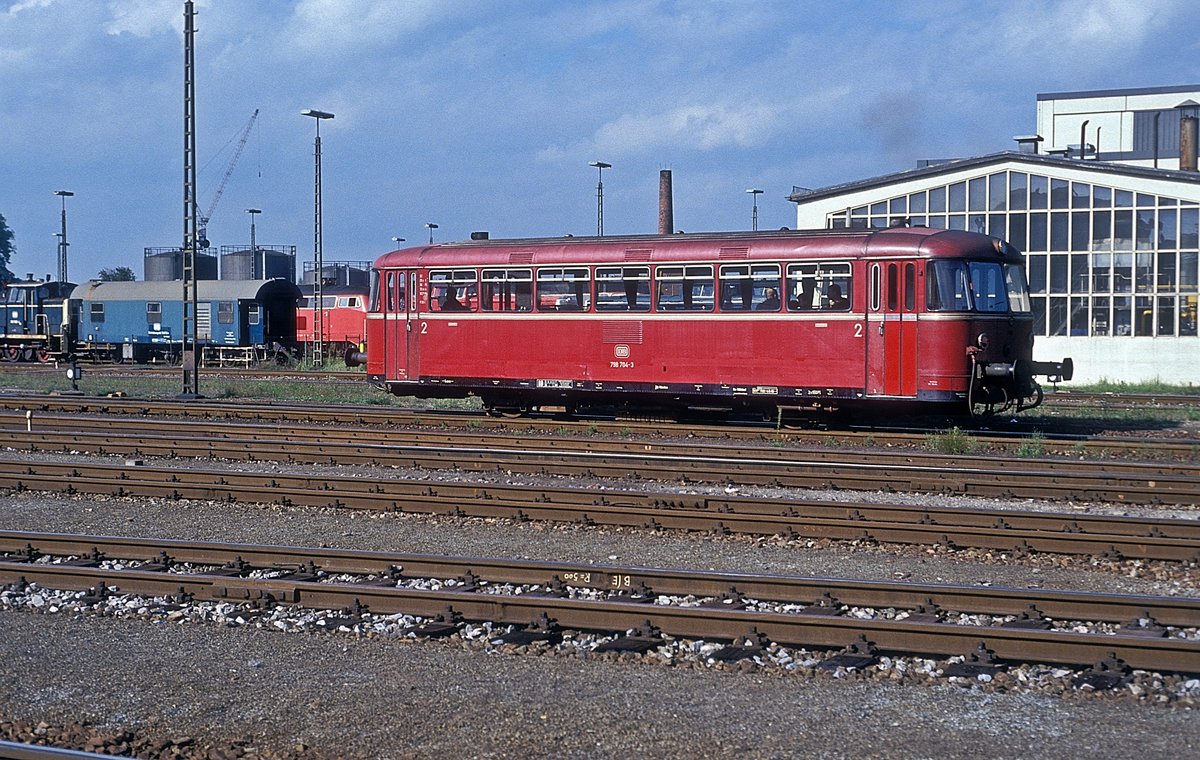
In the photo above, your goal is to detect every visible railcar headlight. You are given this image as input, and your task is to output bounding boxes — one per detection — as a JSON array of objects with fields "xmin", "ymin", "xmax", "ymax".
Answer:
[{"xmin": 976, "ymin": 332, "xmax": 990, "ymax": 349}]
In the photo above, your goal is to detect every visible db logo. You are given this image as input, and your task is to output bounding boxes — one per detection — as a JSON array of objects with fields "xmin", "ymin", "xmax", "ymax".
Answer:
[{"xmin": 614, "ymin": 345, "xmax": 630, "ymax": 358}]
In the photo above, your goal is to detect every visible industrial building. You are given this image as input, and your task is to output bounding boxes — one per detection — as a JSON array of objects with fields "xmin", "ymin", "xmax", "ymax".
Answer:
[{"xmin": 791, "ymin": 85, "xmax": 1200, "ymax": 384}]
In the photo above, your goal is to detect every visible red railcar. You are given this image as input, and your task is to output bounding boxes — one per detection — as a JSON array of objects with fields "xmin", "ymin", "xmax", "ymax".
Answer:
[
  {"xmin": 297, "ymin": 285, "xmax": 368, "ymax": 358},
  {"xmin": 355, "ymin": 227, "xmax": 1071, "ymax": 418}
]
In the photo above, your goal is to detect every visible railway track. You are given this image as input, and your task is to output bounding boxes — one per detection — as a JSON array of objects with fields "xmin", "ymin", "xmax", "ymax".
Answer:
[
  {"xmin": 2, "ymin": 410, "xmax": 1200, "ymax": 505},
  {"xmin": 1, "ymin": 395, "xmax": 1197, "ymax": 461},
  {"xmin": 0, "ymin": 457, "xmax": 1196, "ymax": 561},
  {"xmin": 2, "ymin": 531, "xmax": 1197, "ymax": 675}
]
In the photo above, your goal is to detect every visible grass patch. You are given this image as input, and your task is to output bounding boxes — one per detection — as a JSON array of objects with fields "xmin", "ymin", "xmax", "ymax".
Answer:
[
  {"xmin": 1014, "ymin": 430, "xmax": 1046, "ymax": 458},
  {"xmin": 924, "ymin": 426, "xmax": 977, "ymax": 455},
  {"xmin": 1070, "ymin": 379, "xmax": 1200, "ymax": 395},
  {"xmin": 0, "ymin": 368, "xmax": 482, "ymax": 411}
]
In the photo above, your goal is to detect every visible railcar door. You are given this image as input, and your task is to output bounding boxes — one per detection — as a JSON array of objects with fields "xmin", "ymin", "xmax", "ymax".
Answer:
[
  {"xmin": 867, "ymin": 261, "xmax": 919, "ymax": 396},
  {"xmin": 382, "ymin": 270, "xmax": 412, "ymax": 380}
]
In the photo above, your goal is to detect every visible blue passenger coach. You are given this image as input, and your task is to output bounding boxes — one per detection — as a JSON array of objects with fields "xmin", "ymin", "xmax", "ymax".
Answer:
[{"xmin": 69, "ymin": 279, "xmax": 301, "ymax": 364}]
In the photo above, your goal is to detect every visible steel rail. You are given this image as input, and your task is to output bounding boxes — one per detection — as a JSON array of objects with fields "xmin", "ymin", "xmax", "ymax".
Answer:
[
  {"xmin": 0, "ymin": 460, "xmax": 1196, "ymax": 561},
  {"xmin": 2, "ymin": 543, "xmax": 1197, "ymax": 673},
  {"xmin": 3, "ymin": 531, "xmax": 1198, "ymax": 627},
  {"xmin": 0, "ymin": 396, "xmax": 1197, "ymax": 461},
  {"xmin": 3, "ymin": 411, "xmax": 1199, "ymax": 482},
  {"xmin": 2, "ymin": 421, "xmax": 1199, "ymax": 505}
]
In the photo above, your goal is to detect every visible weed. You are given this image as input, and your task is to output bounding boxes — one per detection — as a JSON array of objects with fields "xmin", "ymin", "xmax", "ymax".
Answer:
[
  {"xmin": 925, "ymin": 426, "xmax": 977, "ymax": 455},
  {"xmin": 1014, "ymin": 430, "xmax": 1045, "ymax": 458}
]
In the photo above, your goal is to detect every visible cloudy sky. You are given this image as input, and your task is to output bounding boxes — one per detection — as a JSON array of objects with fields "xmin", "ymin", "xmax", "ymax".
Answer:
[{"xmin": 2, "ymin": 0, "xmax": 1198, "ymax": 281}]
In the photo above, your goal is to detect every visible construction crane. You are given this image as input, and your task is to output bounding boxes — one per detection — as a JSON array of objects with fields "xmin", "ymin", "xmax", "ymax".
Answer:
[{"xmin": 197, "ymin": 108, "xmax": 259, "ymax": 249}]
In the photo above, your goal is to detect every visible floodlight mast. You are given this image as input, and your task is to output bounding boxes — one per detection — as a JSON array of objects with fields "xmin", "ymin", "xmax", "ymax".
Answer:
[{"xmin": 302, "ymin": 108, "xmax": 334, "ymax": 367}]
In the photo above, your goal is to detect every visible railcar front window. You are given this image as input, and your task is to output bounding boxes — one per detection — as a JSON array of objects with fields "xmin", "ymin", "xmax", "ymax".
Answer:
[{"xmin": 968, "ymin": 261, "xmax": 1010, "ymax": 313}]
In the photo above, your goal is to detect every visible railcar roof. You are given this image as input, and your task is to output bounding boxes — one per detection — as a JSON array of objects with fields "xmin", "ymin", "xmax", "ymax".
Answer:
[
  {"xmin": 69, "ymin": 278, "xmax": 301, "ymax": 302},
  {"xmin": 372, "ymin": 227, "xmax": 1018, "ymax": 269}
]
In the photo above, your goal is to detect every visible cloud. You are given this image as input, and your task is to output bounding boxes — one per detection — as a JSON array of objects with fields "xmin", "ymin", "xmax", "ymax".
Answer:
[
  {"xmin": 538, "ymin": 102, "xmax": 790, "ymax": 163},
  {"xmin": 104, "ymin": 0, "xmax": 196, "ymax": 38},
  {"xmin": 279, "ymin": 0, "xmax": 448, "ymax": 56}
]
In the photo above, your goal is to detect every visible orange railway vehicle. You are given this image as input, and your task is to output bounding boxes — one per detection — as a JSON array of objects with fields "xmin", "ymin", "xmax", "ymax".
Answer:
[
  {"xmin": 352, "ymin": 227, "xmax": 1072, "ymax": 419},
  {"xmin": 297, "ymin": 285, "xmax": 369, "ymax": 359}
]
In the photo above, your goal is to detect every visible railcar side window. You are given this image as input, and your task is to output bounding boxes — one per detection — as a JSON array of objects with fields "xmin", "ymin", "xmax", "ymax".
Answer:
[
  {"xmin": 785, "ymin": 262, "xmax": 852, "ymax": 310},
  {"xmin": 595, "ymin": 266, "xmax": 650, "ymax": 311},
  {"xmin": 217, "ymin": 301, "xmax": 234, "ymax": 325},
  {"xmin": 369, "ymin": 270, "xmax": 382, "ymax": 313},
  {"xmin": 926, "ymin": 261, "xmax": 972, "ymax": 311},
  {"xmin": 656, "ymin": 265, "xmax": 714, "ymax": 311},
  {"xmin": 90, "ymin": 303, "xmax": 104, "ymax": 323},
  {"xmin": 1004, "ymin": 264, "xmax": 1031, "ymax": 312},
  {"xmin": 886, "ymin": 264, "xmax": 899, "ymax": 311},
  {"xmin": 904, "ymin": 263, "xmax": 916, "ymax": 311},
  {"xmin": 481, "ymin": 268, "xmax": 533, "ymax": 312},
  {"xmin": 146, "ymin": 302, "xmax": 161, "ymax": 323},
  {"xmin": 248, "ymin": 303, "xmax": 261, "ymax": 325},
  {"xmin": 429, "ymin": 269, "xmax": 478, "ymax": 312},
  {"xmin": 536, "ymin": 267, "xmax": 591, "ymax": 311},
  {"xmin": 720, "ymin": 264, "xmax": 780, "ymax": 311}
]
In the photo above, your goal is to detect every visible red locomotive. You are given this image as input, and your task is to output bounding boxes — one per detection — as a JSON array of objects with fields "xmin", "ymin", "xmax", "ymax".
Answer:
[
  {"xmin": 297, "ymin": 285, "xmax": 369, "ymax": 359},
  {"xmin": 353, "ymin": 227, "xmax": 1072, "ymax": 418}
]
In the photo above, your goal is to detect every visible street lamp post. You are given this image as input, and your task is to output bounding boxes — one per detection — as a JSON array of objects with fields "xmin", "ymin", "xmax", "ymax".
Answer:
[
  {"xmin": 425, "ymin": 223, "xmax": 438, "ymax": 244},
  {"xmin": 301, "ymin": 108, "xmax": 334, "ymax": 368},
  {"xmin": 589, "ymin": 161, "xmax": 611, "ymax": 236},
  {"xmin": 746, "ymin": 188, "xmax": 763, "ymax": 232},
  {"xmin": 245, "ymin": 208, "xmax": 261, "ymax": 276},
  {"xmin": 54, "ymin": 190, "xmax": 73, "ymax": 282},
  {"xmin": 391, "ymin": 236, "xmax": 406, "ymax": 247}
]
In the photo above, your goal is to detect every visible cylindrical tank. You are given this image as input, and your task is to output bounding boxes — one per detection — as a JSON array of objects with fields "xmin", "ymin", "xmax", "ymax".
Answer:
[
  {"xmin": 144, "ymin": 249, "xmax": 218, "ymax": 281},
  {"xmin": 220, "ymin": 247, "xmax": 297, "ymax": 281}
]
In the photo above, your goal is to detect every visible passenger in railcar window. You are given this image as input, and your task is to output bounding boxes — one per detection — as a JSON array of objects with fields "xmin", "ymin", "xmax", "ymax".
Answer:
[
  {"xmin": 440, "ymin": 287, "xmax": 468, "ymax": 311},
  {"xmin": 827, "ymin": 283, "xmax": 849, "ymax": 309},
  {"xmin": 756, "ymin": 287, "xmax": 781, "ymax": 311}
]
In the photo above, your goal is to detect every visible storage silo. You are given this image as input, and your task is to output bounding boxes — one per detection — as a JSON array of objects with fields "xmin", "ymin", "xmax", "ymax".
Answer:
[
  {"xmin": 219, "ymin": 245, "xmax": 297, "ymax": 281},
  {"xmin": 143, "ymin": 247, "xmax": 218, "ymax": 281}
]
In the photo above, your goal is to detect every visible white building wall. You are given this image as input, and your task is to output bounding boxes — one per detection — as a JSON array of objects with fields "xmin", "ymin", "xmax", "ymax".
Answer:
[
  {"xmin": 1036, "ymin": 87, "xmax": 1200, "ymax": 170},
  {"xmin": 1037, "ymin": 336, "xmax": 1197, "ymax": 385}
]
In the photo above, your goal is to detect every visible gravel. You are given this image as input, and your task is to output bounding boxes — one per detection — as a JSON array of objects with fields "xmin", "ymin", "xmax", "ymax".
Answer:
[{"xmin": 1, "ymin": 445, "xmax": 1199, "ymax": 758}]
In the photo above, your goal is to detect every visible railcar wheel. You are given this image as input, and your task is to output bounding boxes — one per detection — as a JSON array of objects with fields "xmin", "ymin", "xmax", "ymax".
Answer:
[
  {"xmin": 35, "ymin": 348, "xmax": 52, "ymax": 363},
  {"xmin": 0, "ymin": 347, "xmax": 16, "ymax": 362},
  {"xmin": 19, "ymin": 348, "xmax": 34, "ymax": 362}
]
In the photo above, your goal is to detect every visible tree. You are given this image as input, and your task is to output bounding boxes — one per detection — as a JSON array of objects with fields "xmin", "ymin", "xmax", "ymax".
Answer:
[
  {"xmin": 98, "ymin": 266, "xmax": 136, "ymax": 281},
  {"xmin": 0, "ymin": 212, "xmax": 15, "ymax": 285}
]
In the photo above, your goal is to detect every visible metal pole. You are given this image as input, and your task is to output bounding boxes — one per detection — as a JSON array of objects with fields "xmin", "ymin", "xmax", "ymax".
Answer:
[
  {"xmin": 747, "ymin": 188, "xmax": 763, "ymax": 231},
  {"xmin": 180, "ymin": 0, "xmax": 200, "ymax": 398},
  {"xmin": 246, "ymin": 208, "xmax": 260, "ymax": 276},
  {"xmin": 54, "ymin": 190, "xmax": 73, "ymax": 281},
  {"xmin": 302, "ymin": 109, "xmax": 334, "ymax": 368},
  {"xmin": 589, "ymin": 161, "xmax": 610, "ymax": 236}
]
